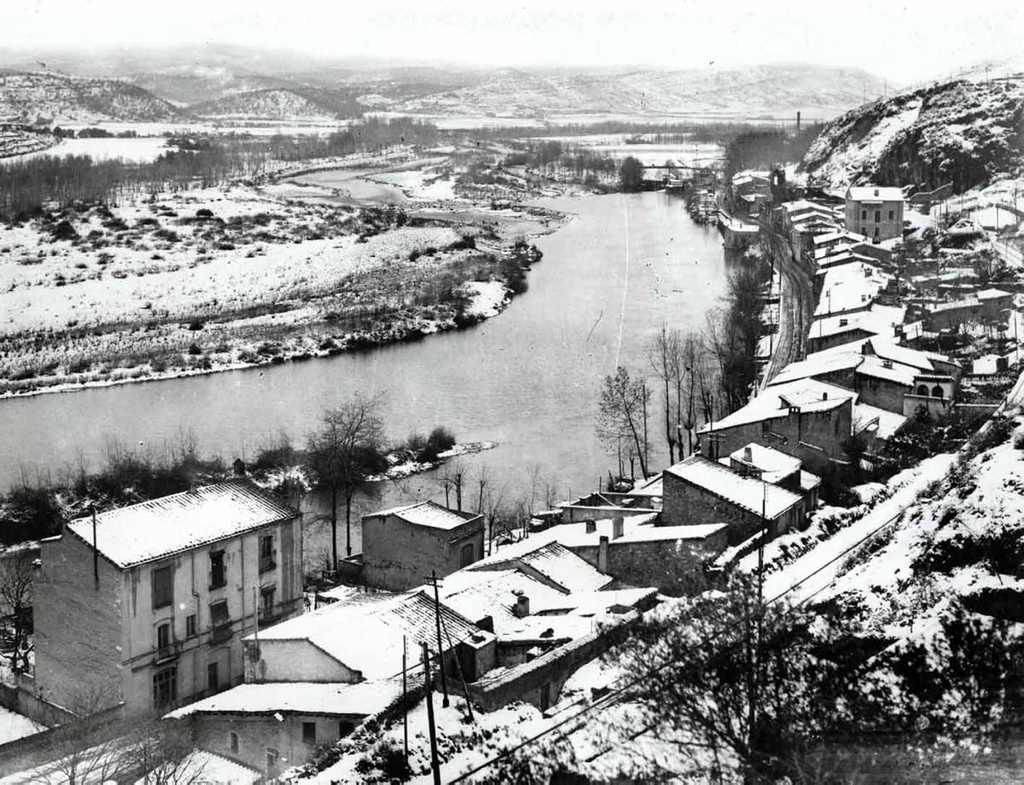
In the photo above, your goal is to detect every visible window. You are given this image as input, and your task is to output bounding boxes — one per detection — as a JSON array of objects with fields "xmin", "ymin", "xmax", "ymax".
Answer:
[
  {"xmin": 210, "ymin": 600, "xmax": 230, "ymax": 628},
  {"xmin": 339, "ymin": 721, "xmax": 354, "ymax": 738},
  {"xmin": 210, "ymin": 550, "xmax": 226, "ymax": 589},
  {"xmin": 874, "ymin": 210, "xmax": 881, "ymax": 223},
  {"xmin": 460, "ymin": 542, "xmax": 475, "ymax": 567},
  {"xmin": 932, "ymin": 385, "xmax": 944, "ymax": 398},
  {"xmin": 861, "ymin": 209, "xmax": 867, "ymax": 220},
  {"xmin": 888, "ymin": 209, "xmax": 895, "ymax": 220},
  {"xmin": 229, "ymin": 731, "xmax": 239, "ymax": 754},
  {"xmin": 874, "ymin": 226, "xmax": 880, "ymax": 238},
  {"xmin": 208, "ymin": 661, "xmax": 219, "ymax": 692},
  {"xmin": 186, "ymin": 614, "xmax": 197, "ymax": 638},
  {"xmin": 152, "ymin": 565, "xmax": 173, "ymax": 609},
  {"xmin": 153, "ymin": 668, "xmax": 177, "ymax": 708},
  {"xmin": 302, "ymin": 722, "xmax": 316, "ymax": 745},
  {"xmin": 917, "ymin": 384, "xmax": 928, "ymax": 396},
  {"xmin": 259, "ymin": 535, "xmax": 275, "ymax": 573},
  {"xmin": 266, "ymin": 748, "xmax": 278, "ymax": 773},
  {"xmin": 157, "ymin": 622, "xmax": 171, "ymax": 654},
  {"xmin": 259, "ymin": 586, "xmax": 276, "ymax": 619}
]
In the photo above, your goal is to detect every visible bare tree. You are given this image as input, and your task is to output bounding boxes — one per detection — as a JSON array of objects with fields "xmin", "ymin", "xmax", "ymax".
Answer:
[
  {"xmin": 647, "ymin": 325, "xmax": 685, "ymax": 464},
  {"xmin": 306, "ymin": 395, "xmax": 389, "ymax": 567},
  {"xmin": 0, "ymin": 550, "xmax": 34, "ymax": 674},
  {"xmin": 436, "ymin": 457, "xmax": 466, "ymax": 511},
  {"xmin": 596, "ymin": 366, "xmax": 652, "ymax": 479}
]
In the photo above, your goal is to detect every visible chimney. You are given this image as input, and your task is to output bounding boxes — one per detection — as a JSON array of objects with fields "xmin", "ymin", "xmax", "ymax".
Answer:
[
  {"xmin": 822, "ymin": 392, "xmax": 828, "ymax": 401},
  {"xmin": 598, "ymin": 535, "xmax": 609, "ymax": 574},
  {"xmin": 513, "ymin": 594, "xmax": 530, "ymax": 618},
  {"xmin": 476, "ymin": 615, "xmax": 494, "ymax": 633},
  {"xmin": 585, "ymin": 519, "xmax": 596, "ymax": 534},
  {"xmin": 874, "ymin": 188, "xmax": 879, "ymax": 197},
  {"xmin": 743, "ymin": 445, "xmax": 753, "ymax": 463},
  {"xmin": 612, "ymin": 517, "xmax": 624, "ymax": 540},
  {"xmin": 232, "ymin": 458, "xmax": 246, "ymax": 477}
]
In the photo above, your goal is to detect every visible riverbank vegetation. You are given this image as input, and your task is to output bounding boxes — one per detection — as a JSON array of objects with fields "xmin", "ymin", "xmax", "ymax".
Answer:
[
  {"xmin": 0, "ymin": 415, "xmax": 464, "ymax": 550},
  {"xmin": 723, "ymin": 123, "xmax": 825, "ymax": 178}
]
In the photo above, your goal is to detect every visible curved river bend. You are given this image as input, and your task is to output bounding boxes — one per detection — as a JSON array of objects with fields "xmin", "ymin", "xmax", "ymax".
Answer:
[{"xmin": 0, "ymin": 191, "xmax": 731, "ymax": 523}]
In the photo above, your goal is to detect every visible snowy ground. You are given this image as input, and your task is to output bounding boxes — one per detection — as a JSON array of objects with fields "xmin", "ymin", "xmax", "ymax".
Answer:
[
  {"xmin": 760, "ymin": 452, "xmax": 958, "ymax": 606},
  {"xmin": 0, "ymin": 705, "xmax": 44, "ymax": 745}
]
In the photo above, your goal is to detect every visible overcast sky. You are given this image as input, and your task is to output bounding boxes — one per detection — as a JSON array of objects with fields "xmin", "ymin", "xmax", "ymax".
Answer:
[{"xmin": 2, "ymin": 0, "xmax": 1022, "ymax": 83}]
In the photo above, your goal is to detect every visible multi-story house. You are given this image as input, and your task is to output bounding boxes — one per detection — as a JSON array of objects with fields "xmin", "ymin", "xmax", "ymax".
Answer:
[
  {"xmin": 31, "ymin": 479, "xmax": 303, "ymax": 718},
  {"xmin": 845, "ymin": 185, "xmax": 904, "ymax": 241}
]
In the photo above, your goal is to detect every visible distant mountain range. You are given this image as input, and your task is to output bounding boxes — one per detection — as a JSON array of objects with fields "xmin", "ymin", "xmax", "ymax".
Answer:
[{"xmin": 0, "ymin": 45, "xmax": 889, "ymax": 124}]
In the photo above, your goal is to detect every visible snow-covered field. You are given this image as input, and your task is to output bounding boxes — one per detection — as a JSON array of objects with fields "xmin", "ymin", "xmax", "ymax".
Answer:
[{"xmin": 6, "ymin": 136, "xmax": 174, "ymax": 164}]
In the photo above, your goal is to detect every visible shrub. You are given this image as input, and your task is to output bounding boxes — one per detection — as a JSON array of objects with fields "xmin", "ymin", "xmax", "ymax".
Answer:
[
  {"xmin": 187, "ymin": 343, "xmax": 202, "ymax": 355},
  {"xmin": 51, "ymin": 220, "xmax": 79, "ymax": 241},
  {"xmin": 196, "ymin": 208, "xmax": 214, "ymax": 219}
]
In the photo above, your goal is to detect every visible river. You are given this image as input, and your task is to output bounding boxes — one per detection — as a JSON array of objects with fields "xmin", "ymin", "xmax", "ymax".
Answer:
[{"xmin": 0, "ymin": 190, "xmax": 730, "ymax": 562}]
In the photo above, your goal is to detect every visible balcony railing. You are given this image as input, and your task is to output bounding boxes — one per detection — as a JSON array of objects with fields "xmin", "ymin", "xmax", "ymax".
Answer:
[
  {"xmin": 154, "ymin": 640, "xmax": 182, "ymax": 664},
  {"xmin": 209, "ymin": 622, "xmax": 234, "ymax": 645}
]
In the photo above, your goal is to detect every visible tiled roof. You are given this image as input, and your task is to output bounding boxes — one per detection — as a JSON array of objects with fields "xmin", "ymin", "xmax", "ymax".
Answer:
[
  {"xmin": 468, "ymin": 540, "xmax": 614, "ymax": 593},
  {"xmin": 253, "ymin": 590, "xmax": 485, "ymax": 680},
  {"xmin": 665, "ymin": 456, "xmax": 803, "ymax": 520},
  {"xmin": 727, "ymin": 443, "xmax": 802, "ymax": 483},
  {"xmin": 66, "ymin": 480, "xmax": 297, "ymax": 568},
  {"xmin": 367, "ymin": 500, "xmax": 480, "ymax": 530},
  {"xmin": 166, "ymin": 680, "xmax": 401, "ymax": 719}
]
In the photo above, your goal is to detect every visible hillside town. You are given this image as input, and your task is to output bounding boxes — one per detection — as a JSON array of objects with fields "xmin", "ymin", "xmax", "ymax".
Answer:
[{"xmin": 0, "ymin": 5, "xmax": 1024, "ymax": 783}]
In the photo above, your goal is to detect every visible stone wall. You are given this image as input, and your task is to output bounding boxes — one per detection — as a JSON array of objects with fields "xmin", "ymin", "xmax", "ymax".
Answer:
[{"xmin": 33, "ymin": 532, "xmax": 124, "ymax": 714}]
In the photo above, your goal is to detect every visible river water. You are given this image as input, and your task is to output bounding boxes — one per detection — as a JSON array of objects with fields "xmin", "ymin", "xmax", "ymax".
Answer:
[{"xmin": 0, "ymin": 190, "xmax": 730, "ymax": 559}]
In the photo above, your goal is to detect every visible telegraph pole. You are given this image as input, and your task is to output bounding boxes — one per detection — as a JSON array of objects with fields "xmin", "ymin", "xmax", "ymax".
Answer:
[
  {"xmin": 422, "ymin": 643, "xmax": 442, "ymax": 785},
  {"xmin": 402, "ymin": 636, "xmax": 408, "ymax": 762},
  {"xmin": 432, "ymin": 571, "xmax": 450, "ymax": 707}
]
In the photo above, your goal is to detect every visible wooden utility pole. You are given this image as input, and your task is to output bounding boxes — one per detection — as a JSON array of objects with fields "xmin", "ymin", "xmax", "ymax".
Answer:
[
  {"xmin": 432, "ymin": 571, "xmax": 450, "ymax": 707},
  {"xmin": 422, "ymin": 643, "xmax": 442, "ymax": 785},
  {"xmin": 402, "ymin": 635, "xmax": 408, "ymax": 762}
]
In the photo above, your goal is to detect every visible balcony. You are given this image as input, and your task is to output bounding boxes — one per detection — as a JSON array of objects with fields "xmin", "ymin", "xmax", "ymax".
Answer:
[
  {"xmin": 209, "ymin": 622, "xmax": 234, "ymax": 645},
  {"xmin": 154, "ymin": 640, "xmax": 182, "ymax": 665}
]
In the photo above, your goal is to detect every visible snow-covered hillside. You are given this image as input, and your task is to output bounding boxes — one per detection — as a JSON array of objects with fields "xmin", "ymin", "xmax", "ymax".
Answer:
[
  {"xmin": 189, "ymin": 88, "xmax": 343, "ymax": 121},
  {"xmin": 815, "ymin": 412, "xmax": 1024, "ymax": 635},
  {"xmin": 386, "ymin": 64, "xmax": 886, "ymax": 120},
  {"xmin": 801, "ymin": 77, "xmax": 1024, "ymax": 192},
  {"xmin": 0, "ymin": 70, "xmax": 180, "ymax": 123}
]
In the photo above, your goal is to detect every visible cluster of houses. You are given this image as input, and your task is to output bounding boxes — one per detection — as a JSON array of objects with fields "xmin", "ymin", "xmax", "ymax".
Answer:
[
  {"xmin": 718, "ymin": 169, "xmax": 1021, "ymax": 483},
  {"xmin": 9, "ymin": 421, "xmax": 836, "ymax": 779}
]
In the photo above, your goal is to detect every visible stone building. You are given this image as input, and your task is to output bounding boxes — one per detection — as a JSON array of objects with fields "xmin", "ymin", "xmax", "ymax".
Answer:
[
  {"xmin": 845, "ymin": 185, "xmax": 904, "ymax": 241},
  {"xmin": 662, "ymin": 456, "xmax": 806, "ymax": 546},
  {"xmin": 361, "ymin": 501, "xmax": 484, "ymax": 591},
  {"xmin": 32, "ymin": 480, "xmax": 303, "ymax": 717}
]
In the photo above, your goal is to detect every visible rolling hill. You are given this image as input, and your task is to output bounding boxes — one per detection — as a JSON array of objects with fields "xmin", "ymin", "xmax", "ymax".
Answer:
[
  {"xmin": 187, "ymin": 87, "xmax": 360, "ymax": 122},
  {"xmin": 0, "ymin": 70, "xmax": 181, "ymax": 124},
  {"xmin": 382, "ymin": 64, "xmax": 888, "ymax": 120}
]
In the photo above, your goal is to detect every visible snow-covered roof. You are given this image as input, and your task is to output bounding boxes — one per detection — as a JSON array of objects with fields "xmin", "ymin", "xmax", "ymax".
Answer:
[
  {"xmin": 810, "ymin": 305, "xmax": 905, "ymax": 342},
  {"xmin": 165, "ymin": 680, "xmax": 400, "ymax": 719},
  {"xmin": 853, "ymin": 402, "xmax": 908, "ymax": 441},
  {"xmin": 846, "ymin": 186, "xmax": 904, "ymax": 202},
  {"xmin": 251, "ymin": 590, "xmax": 485, "ymax": 680},
  {"xmin": 703, "ymin": 378, "xmax": 855, "ymax": 432},
  {"xmin": 543, "ymin": 513, "xmax": 726, "ymax": 549},
  {"xmin": 727, "ymin": 444, "xmax": 802, "ymax": 484},
  {"xmin": 65, "ymin": 480, "xmax": 297, "ymax": 568},
  {"xmin": 366, "ymin": 500, "xmax": 480, "ymax": 530},
  {"xmin": 858, "ymin": 355, "xmax": 917, "ymax": 386},
  {"xmin": 627, "ymin": 473, "xmax": 663, "ymax": 497},
  {"xmin": 769, "ymin": 347, "xmax": 863, "ymax": 385},
  {"xmin": 140, "ymin": 750, "xmax": 262, "ymax": 785},
  {"xmin": 467, "ymin": 539, "xmax": 614, "ymax": 593},
  {"xmin": 977, "ymin": 287, "xmax": 1014, "ymax": 301},
  {"xmin": 868, "ymin": 338, "xmax": 954, "ymax": 372},
  {"xmin": 665, "ymin": 456, "xmax": 803, "ymax": 519},
  {"xmin": 813, "ymin": 230, "xmax": 866, "ymax": 246},
  {"xmin": 439, "ymin": 569, "xmax": 568, "ymax": 631},
  {"xmin": 816, "ymin": 249, "xmax": 879, "ymax": 269}
]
